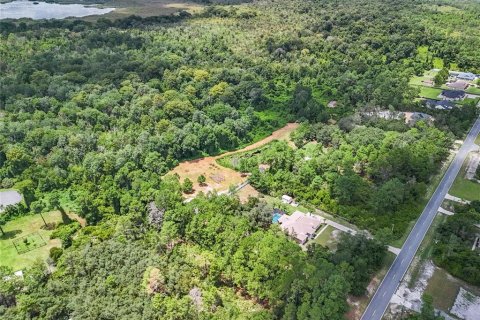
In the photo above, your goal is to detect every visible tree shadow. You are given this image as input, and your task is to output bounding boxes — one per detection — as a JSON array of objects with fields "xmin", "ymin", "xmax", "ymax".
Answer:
[{"xmin": 0, "ymin": 229, "xmax": 22, "ymax": 240}]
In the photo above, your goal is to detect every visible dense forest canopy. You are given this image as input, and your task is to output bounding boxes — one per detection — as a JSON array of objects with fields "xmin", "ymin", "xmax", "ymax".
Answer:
[
  {"xmin": 1, "ymin": 0, "xmax": 480, "ymax": 318},
  {"xmin": 226, "ymin": 122, "xmax": 452, "ymax": 239}
]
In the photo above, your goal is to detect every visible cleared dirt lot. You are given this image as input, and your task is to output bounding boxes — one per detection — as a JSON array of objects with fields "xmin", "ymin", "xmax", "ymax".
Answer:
[{"xmin": 169, "ymin": 123, "xmax": 299, "ymax": 200}]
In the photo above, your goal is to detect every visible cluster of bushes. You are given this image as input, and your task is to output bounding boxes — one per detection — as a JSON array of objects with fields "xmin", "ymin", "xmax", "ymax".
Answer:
[{"xmin": 432, "ymin": 201, "xmax": 480, "ymax": 286}]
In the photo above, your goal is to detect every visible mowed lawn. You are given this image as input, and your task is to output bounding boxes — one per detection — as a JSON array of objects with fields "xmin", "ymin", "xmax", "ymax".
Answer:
[
  {"xmin": 312, "ymin": 225, "xmax": 335, "ymax": 247},
  {"xmin": 0, "ymin": 211, "xmax": 63, "ymax": 271},
  {"xmin": 418, "ymin": 86, "xmax": 443, "ymax": 99},
  {"xmin": 466, "ymin": 86, "xmax": 480, "ymax": 95},
  {"xmin": 449, "ymin": 152, "xmax": 480, "ymax": 201}
]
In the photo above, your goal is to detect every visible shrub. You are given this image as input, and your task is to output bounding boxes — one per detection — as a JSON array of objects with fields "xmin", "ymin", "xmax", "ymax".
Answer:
[
  {"xmin": 50, "ymin": 221, "xmax": 81, "ymax": 248},
  {"xmin": 49, "ymin": 247, "xmax": 63, "ymax": 263}
]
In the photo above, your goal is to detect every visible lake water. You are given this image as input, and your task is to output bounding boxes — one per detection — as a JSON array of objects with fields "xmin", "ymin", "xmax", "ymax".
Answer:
[
  {"xmin": 0, "ymin": 0, "xmax": 115, "ymax": 20},
  {"xmin": 0, "ymin": 190, "xmax": 22, "ymax": 211}
]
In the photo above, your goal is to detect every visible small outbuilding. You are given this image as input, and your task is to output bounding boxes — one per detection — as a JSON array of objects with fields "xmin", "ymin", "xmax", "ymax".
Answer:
[
  {"xmin": 281, "ymin": 194, "xmax": 293, "ymax": 204},
  {"xmin": 404, "ymin": 112, "xmax": 434, "ymax": 125},
  {"xmin": 327, "ymin": 101, "xmax": 338, "ymax": 108}
]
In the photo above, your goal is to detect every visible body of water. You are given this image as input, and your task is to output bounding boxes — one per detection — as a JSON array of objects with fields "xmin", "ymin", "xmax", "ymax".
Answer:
[
  {"xmin": 0, "ymin": 0, "xmax": 115, "ymax": 19},
  {"xmin": 0, "ymin": 190, "xmax": 22, "ymax": 211}
]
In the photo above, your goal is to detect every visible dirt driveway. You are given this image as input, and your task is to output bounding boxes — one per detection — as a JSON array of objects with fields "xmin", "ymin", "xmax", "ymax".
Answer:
[{"xmin": 169, "ymin": 123, "xmax": 299, "ymax": 199}]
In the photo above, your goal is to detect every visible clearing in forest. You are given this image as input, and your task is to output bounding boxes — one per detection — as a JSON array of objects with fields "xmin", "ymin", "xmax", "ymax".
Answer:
[
  {"xmin": 0, "ymin": 211, "xmax": 82, "ymax": 271},
  {"xmin": 169, "ymin": 123, "xmax": 299, "ymax": 199}
]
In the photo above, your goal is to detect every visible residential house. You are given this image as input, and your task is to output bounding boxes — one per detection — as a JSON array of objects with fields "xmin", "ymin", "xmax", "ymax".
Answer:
[
  {"xmin": 278, "ymin": 211, "xmax": 324, "ymax": 244},
  {"xmin": 450, "ymin": 71, "xmax": 476, "ymax": 81},
  {"xmin": 424, "ymin": 99, "xmax": 455, "ymax": 110},
  {"xmin": 404, "ymin": 112, "xmax": 434, "ymax": 125},
  {"xmin": 446, "ymin": 80, "xmax": 469, "ymax": 90},
  {"xmin": 440, "ymin": 90, "xmax": 465, "ymax": 101}
]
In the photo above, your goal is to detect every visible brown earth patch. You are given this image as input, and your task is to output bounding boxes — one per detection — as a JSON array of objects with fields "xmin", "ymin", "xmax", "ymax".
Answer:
[{"xmin": 169, "ymin": 123, "xmax": 299, "ymax": 199}]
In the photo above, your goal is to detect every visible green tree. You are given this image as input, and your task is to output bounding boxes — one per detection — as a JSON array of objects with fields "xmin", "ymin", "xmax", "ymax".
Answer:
[
  {"xmin": 16, "ymin": 180, "xmax": 36, "ymax": 210},
  {"xmin": 197, "ymin": 174, "xmax": 206, "ymax": 186},
  {"xmin": 182, "ymin": 178, "xmax": 194, "ymax": 193},
  {"xmin": 31, "ymin": 200, "xmax": 47, "ymax": 227}
]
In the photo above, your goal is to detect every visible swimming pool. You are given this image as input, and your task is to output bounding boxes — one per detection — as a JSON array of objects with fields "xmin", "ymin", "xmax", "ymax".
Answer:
[{"xmin": 272, "ymin": 213, "xmax": 283, "ymax": 224}]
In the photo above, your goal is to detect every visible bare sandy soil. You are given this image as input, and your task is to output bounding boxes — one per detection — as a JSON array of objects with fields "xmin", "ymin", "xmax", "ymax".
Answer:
[
  {"xmin": 235, "ymin": 184, "xmax": 260, "ymax": 203},
  {"xmin": 169, "ymin": 123, "xmax": 299, "ymax": 200}
]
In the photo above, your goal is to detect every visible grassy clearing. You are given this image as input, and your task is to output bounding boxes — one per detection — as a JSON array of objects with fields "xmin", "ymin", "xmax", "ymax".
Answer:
[
  {"xmin": 0, "ymin": 211, "xmax": 64, "ymax": 271},
  {"xmin": 425, "ymin": 268, "xmax": 459, "ymax": 311},
  {"xmin": 457, "ymin": 97, "xmax": 480, "ymax": 106},
  {"xmin": 311, "ymin": 225, "xmax": 335, "ymax": 247},
  {"xmin": 418, "ymin": 86, "xmax": 443, "ymax": 99},
  {"xmin": 79, "ymin": 0, "xmax": 204, "ymax": 21},
  {"xmin": 425, "ymin": 267, "xmax": 480, "ymax": 314},
  {"xmin": 466, "ymin": 86, "xmax": 480, "ymax": 95},
  {"xmin": 475, "ymin": 133, "xmax": 480, "ymax": 145},
  {"xmin": 449, "ymin": 152, "xmax": 480, "ymax": 201}
]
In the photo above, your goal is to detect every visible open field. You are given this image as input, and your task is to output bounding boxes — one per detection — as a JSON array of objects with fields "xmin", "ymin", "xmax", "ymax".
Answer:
[
  {"xmin": 77, "ymin": 0, "xmax": 203, "ymax": 21},
  {"xmin": 417, "ymin": 86, "xmax": 443, "ymax": 100},
  {"xmin": 170, "ymin": 123, "xmax": 299, "ymax": 199},
  {"xmin": 449, "ymin": 152, "xmax": 480, "ymax": 201},
  {"xmin": 425, "ymin": 267, "xmax": 480, "ymax": 315},
  {"xmin": 0, "ymin": 211, "xmax": 80, "ymax": 271},
  {"xmin": 408, "ymin": 69, "xmax": 438, "ymax": 86},
  {"xmin": 466, "ymin": 86, "xmax": 480, "ymax": 95}
]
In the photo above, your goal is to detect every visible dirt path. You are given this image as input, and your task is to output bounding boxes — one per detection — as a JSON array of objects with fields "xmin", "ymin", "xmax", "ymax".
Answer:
[
  {"xmin": 169, "ymin": 123, "xmax": 299, "ymax": 199},
  {"xmin": 217, "ymin": 122, "xmax": 299, "ymax": 159}
]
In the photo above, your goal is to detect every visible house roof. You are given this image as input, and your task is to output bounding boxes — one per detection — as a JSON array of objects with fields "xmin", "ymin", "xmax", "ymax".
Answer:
[
  {"xmin": 424, "ymin": 99, "xmax": 455, "ymax": 109},
  {"xmin": 405, "ymin": 112, "xmax": 434, "ymax": 124},
  {"xmin": 327, "ymin": 101, "xmax": 338, "ymax": 108},
  {"xmin": 450, "ymin": 71, "xmax": 476, "ymax": 80},
  {"xmin": 446, "ymin": 81, "xmax": 469, "ymax": 90},
  {"xmin": 278, "ymin": 211, "xmax": 323, "ymax": 243},
  {"xmin": 441, "ymin": 90, "xmax": 465, "ymax": 99}
]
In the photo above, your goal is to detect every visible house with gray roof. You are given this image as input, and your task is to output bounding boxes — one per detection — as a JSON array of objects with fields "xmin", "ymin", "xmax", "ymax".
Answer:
[
  {"xmin": 440, "ymin": 90, "xmax": 465, "ymax": 101},
  {"xmin": 450, "ymin": 71, "xmax": 476, "ymax": 81}
]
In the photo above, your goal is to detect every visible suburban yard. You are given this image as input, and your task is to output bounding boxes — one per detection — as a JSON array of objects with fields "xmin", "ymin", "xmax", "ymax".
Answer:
[
  {"xmin": 170, "ymin": 123, "xmax": 299, "ymax": 199},
  {"xmin": 449, "ymin": 151, "xmax": 480, "ymax": 201},
  {"xmin": 312, "ymin": 225, "xmax": 337, "ymax": 248},
  {"xmin": 1, "ymin": 212, "xmax": 61, "ymax": 271},
  {"xmin": 417, "ymin": 86, "xmax": 443, "ymax": 100},
  {"xmin": 0, "ymin": 211, "xmax": 82, "ymax": 271}
]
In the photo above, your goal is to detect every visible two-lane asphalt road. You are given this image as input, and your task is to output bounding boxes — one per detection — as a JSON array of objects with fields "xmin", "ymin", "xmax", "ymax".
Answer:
[{"xmin": 361, "ymin": 115, "xmax": 480, "ymax": 320}]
